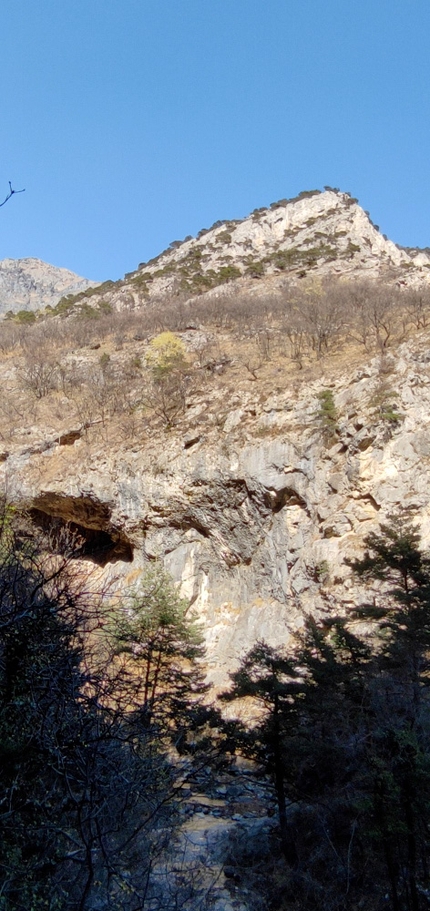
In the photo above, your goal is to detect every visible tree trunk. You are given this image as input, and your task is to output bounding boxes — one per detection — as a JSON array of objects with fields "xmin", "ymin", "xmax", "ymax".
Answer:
[{"xmin": 273, "ymin": 694, "xmax": 297, "ymax": 865}]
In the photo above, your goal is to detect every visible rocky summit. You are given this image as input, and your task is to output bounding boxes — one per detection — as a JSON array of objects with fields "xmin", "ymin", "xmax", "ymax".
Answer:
[
  {"xmin": 0, "ymin": 256, "xmax": 96, "ymax": 314},
  {"xmin": 4, "ymin": 189, "xmax": 430, "ymax": 319},
  {"xmin": 29, "ymin": 188, "xmax": 430, "ymax": 319}
]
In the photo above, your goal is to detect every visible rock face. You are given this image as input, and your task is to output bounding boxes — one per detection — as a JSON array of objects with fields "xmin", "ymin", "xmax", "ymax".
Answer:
[
  {"xmin": 0, "ymin": 257, "xmax": 95, "ymax": 313},
  {"xmin": 142, "ymin": 189, "xmax": 426, "ymax": 284},
  {"xmin": 4, "ymin": 337, "xmax": 430, "ymax": 686}
]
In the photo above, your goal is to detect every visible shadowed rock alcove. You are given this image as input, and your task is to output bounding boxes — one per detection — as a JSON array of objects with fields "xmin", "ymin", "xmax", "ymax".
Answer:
[{"xmin": 29, "ymin": 494, "xmax": 134, "ymax": 566}]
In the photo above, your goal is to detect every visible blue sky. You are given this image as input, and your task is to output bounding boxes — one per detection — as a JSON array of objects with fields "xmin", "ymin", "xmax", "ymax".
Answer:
[{"xmin": 1, "ymin": 0, "xmax": 430, "ymax": 281}]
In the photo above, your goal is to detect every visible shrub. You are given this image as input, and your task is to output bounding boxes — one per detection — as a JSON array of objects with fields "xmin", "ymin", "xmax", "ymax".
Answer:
[
  {"xmin": 19, "ymin": 357, "xmax": 59, "ymax": 398},
  {"xmin": 146, "ymin": 331, "xmax": 187, "ymax": 377},
  {"xmin": 99, "ymin": 352, "xmax": 111, "ymax": 372},
  {"xmin": 14, "ymin": 309, "xmax": 36, "ymax": 324},
  {"xmin": 316, "ymin": 388, "xmax": 338, "ymax": 438},
  {"xmin": 245, "ymin": 260, "xmax": 265, "ymax": 278},
  {"xmin": 216, "ymin": 230, "xmax": 233, "ymax": 245}
]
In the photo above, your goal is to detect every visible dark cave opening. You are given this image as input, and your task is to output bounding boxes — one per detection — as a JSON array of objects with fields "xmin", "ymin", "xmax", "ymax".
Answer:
[
  {"xmin": 267, "ymin": 487, "xmax": 308, "ymax": 514},
  {"xmin": 29, "ymin": 508, "xmax": 134, "ymax": 566}
]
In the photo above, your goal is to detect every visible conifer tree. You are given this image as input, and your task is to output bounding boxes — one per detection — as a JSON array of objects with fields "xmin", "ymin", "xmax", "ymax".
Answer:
[
  {"xmin": 107, "ymin": 564, "xmax": 210, "ymax": 750},
  {"xmin": 223, "ymin": 519, "xmax": 430, "ymax": 911},
  {"xmin": 348, "ymin": 518, "xmax": 430, "ymax": 911},
  {"xmin": 222, "ymin": 642, "xmax": 302, "ymax": 861}
]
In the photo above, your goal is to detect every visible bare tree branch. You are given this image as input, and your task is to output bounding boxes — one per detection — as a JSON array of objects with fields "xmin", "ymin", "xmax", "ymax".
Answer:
[{"xmin": 0, "ymin": 180, "xmax": 25, "ymax": 208}]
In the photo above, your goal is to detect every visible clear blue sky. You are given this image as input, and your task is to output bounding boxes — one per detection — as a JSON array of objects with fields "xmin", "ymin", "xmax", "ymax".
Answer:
[{"xmin": 1, "ymin": 0, "xmax": 429, "ymax": 281}]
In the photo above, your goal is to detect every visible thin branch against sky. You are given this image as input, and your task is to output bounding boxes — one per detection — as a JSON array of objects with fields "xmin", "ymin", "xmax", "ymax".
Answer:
[{"xmin": 0, "ymin": 182, "xmax": 25, "ymax": 209}]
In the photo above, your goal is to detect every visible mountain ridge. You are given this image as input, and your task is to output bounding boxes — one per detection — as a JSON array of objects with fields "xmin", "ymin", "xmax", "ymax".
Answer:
[
  {"xmin": 53, "ymin": 188, "xmax": 430, "ymax": 317},
  {"xmin": 3, "ymin": 188, "xmax": 430, "ymax": 317}
]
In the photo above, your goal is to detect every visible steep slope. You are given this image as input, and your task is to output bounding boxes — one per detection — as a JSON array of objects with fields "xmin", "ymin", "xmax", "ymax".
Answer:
[
  {"xmin": 134, "ymin": 188, "xmax": 430, "ymax": 293},
  {"xmin": 0, "ymin": 257, "xmax": 96, "ymax": 313}
]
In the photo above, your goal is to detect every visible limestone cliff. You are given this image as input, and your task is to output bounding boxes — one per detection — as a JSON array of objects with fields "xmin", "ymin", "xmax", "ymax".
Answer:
[{"xmin": 3, "ymin": 334, "xmax": 430, "ymax": 685}]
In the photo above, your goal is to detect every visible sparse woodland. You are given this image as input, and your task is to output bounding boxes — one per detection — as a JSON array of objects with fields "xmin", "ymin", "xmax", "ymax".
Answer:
[{"xmin": 0, "ymin": 277, "xmax": 429, "ymax": 445}]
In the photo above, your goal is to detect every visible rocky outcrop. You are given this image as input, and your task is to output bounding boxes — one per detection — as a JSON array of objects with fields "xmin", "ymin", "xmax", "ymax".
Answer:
[
  {"xmin": 0, "ymin": 257, "xmax": 96, "ymax": 313},
  {"xmin": 3, "ymin": 336, "xmax": 430, "ymax": 685}
]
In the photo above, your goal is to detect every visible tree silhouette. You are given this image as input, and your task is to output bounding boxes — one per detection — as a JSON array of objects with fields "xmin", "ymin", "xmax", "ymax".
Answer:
[
  {"xmin": 222, "ymin": 641, "xmax": 302, "ymax": 862},
  {"xmin": 348, "ymin": 518, "xmax": 430, "ymax": 911},
  {"xmin": 105, "ymin": 564, "xmax": 210, "ymax": 752},
  {"xmin": 0, "ymin": 513, "xmax": 190, "ymax": 909},
  {"xmin": 223, "ymin": 519, "xmax": 430, "ymax": 911}
]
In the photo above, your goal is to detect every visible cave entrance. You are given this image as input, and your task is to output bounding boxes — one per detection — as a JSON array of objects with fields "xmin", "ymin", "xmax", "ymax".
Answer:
[{"xmin": 29, "ymin": 508, "xmax": 134, "ymax": 566}]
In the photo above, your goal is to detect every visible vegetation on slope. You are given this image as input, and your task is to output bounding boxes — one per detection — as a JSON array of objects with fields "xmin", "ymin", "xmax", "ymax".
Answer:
[{"xmin": 0, "ymin": 276, "xmax": 429, "ymax": 447}]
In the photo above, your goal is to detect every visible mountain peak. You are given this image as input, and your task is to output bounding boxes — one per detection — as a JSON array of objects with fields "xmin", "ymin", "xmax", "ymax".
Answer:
[
  {"xmin": 0, "ymin": 257, "xmax": 96, "ymax": 314},
  {"xmin": 125, "ymin": 188, "xmax": 430, "ymax": 302}
]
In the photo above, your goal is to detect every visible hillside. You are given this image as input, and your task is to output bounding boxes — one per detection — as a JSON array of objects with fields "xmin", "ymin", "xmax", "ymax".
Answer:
[
  {"xmin": 3, "ymin": 190, "xmax": 430, "ymax": 910},
  {"xmin": 129, "ymin": 187, "xmax": 429, "ymax": 294},
  {"xmin": 1, "ymin": 188, "xmax": 430, "ymax": 682},
  {"xmin": 9, "ymin": 189, "xmax": 429, "ymax": 322}
]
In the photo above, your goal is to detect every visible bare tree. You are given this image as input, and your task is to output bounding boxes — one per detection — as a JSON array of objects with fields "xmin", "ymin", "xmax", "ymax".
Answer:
[
  {"xmin": 19, "ymin": 353, "xmax": 59, "ymax": 398},
  {"xmin": 403, "ymin": 286, "xmax": 430, "ymax": 331},
  {"xmin": 295, "ymin": 282, "xmax": 343, "ymax": 358},
  {"xmin": 366, "ymin": 283, "xmax": 400, "ymax": 350}
]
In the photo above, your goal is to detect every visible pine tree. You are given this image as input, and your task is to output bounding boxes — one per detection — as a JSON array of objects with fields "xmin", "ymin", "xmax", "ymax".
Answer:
[
  {"xmin": 107, "ymin": 564, "xmax": 210, "ymax": 750},
  {"xmin": 223, "ymin": 518, "xmax": 430, "ymax": 910},
  {"xmin": 222, "ymin": 641, "xmax": 302, "ymax": 862},
  {"xmin": 348, "ymin": 518, "xmax": 430, "ymax": 911}
]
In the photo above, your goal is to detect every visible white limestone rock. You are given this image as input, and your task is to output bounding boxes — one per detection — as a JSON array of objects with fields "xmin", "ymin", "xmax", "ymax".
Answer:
[{"xmin": 0, "ymin": 257, "xmax": 96, "ymax": 313}]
